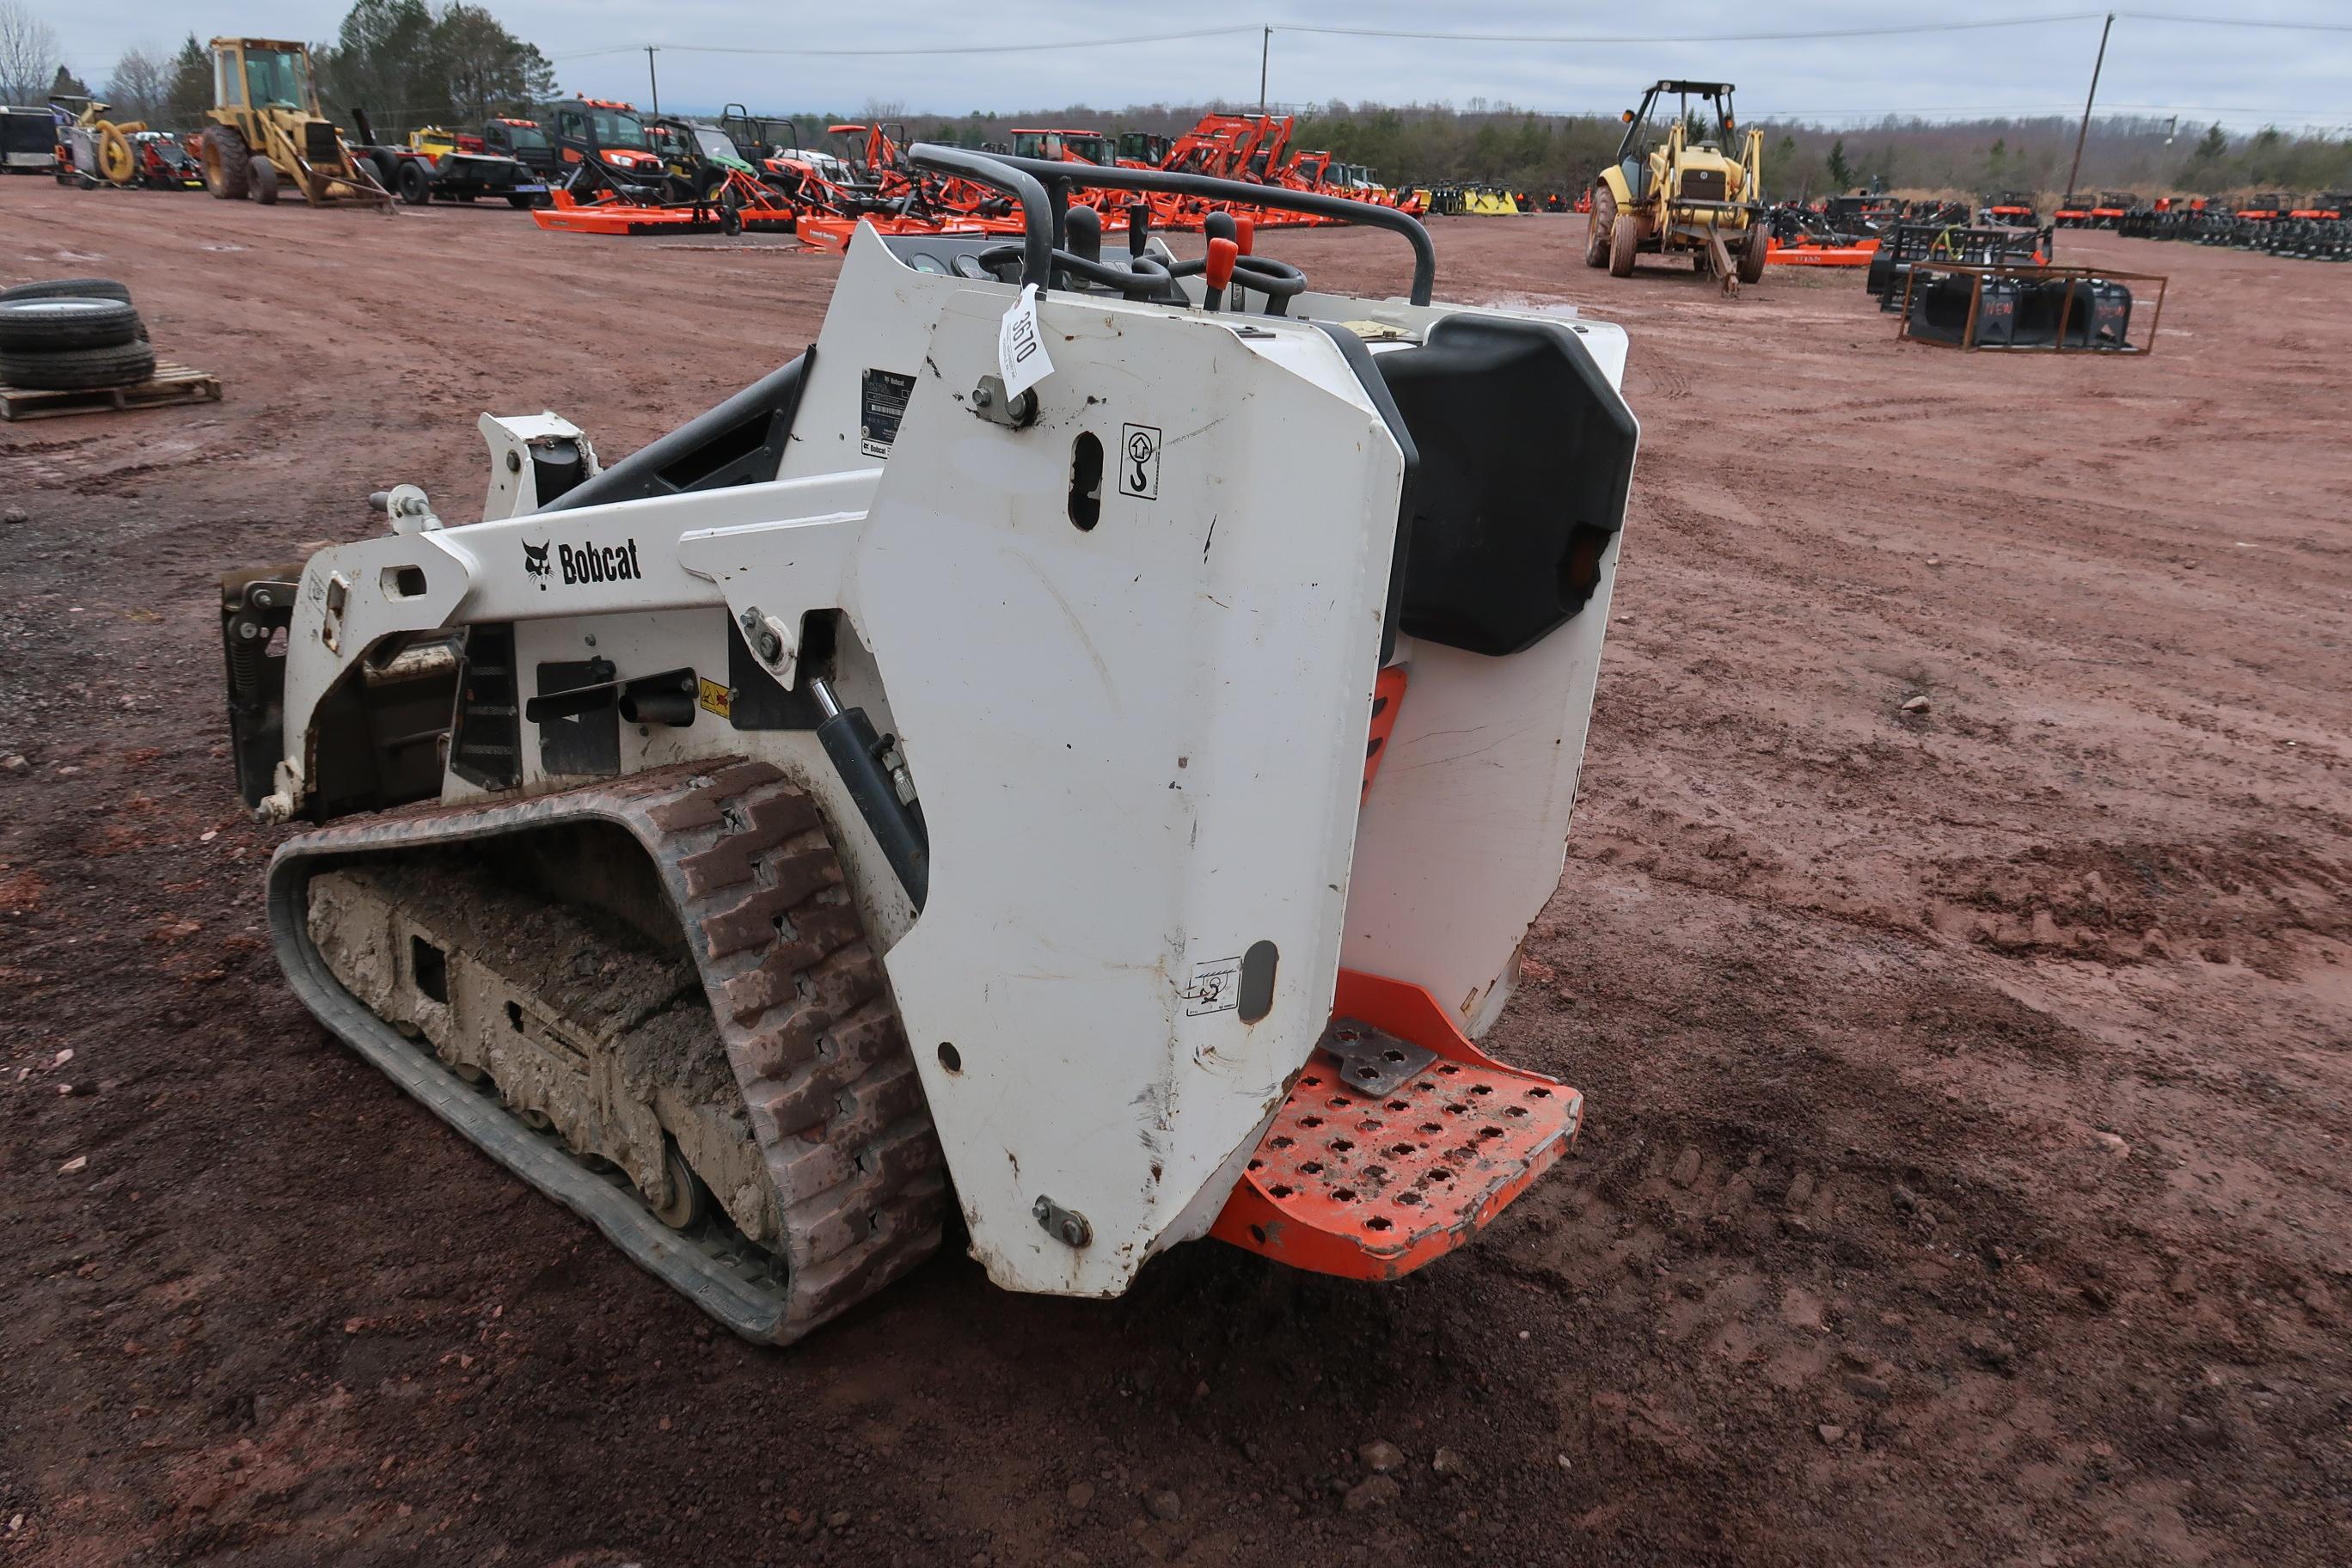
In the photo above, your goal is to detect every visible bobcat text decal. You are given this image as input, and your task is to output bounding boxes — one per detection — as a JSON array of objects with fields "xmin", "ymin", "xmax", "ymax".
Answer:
[{"xmin": 522, "ymin": 537, "xmax": 642, "ymax": 590}]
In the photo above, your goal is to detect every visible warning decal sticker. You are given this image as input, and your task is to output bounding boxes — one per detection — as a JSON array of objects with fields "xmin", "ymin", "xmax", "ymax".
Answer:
[
  {"xmin": 1181, "ymin": 953, "xmax": 1241, "ymax": 1016},
  {"xmin": 1120, "ymin": 422, "xmax": 1162, "ymax": 500},
  {"xmin": 860, "ymin": 368, "xmax": 916, "ymax": 458}
]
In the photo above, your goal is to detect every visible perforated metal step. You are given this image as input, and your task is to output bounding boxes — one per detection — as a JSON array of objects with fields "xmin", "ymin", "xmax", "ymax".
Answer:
[{"xmin": 1211, "ymin": 969, "xmax": 1581, "ymax": 1280}]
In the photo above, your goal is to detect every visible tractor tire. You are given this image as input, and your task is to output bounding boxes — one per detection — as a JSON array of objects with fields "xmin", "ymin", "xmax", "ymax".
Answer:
[
  {"xmin": 1736, "ymin": 222, "xmax": 1768, "ymax": 285},
  {"xmin": 1585, "ymin": 185, "xmax": 1615, "ymax": 268},
  {"xmin": 0, "ymin": 340, "xmax": 157, "ymax": 391},
  {"xmin": 505, "ymin": 193, "xmax": 536, "ymax": 210},
  {"xmin": 1608, "ymin": 211, "xmax": 1640, "ymax": 277},
  {"xmin": 396, "ymin": 159, "xmax": 432, "ymax": 205},
  {"xmin": 0, "ymin": 278, "xmax": 132, "ymax": 305},
  {"xmin": 201, "ymin": 127, "xmax": 251, "ymax": 200},
  {"xmin": 0, "ymin": 296, "xmax": 143, "ymax": 353},
  {"xmin": 250, "ymin": 155, "xmax": 281, "ymax": 205},
  {"xmin": 367, "ymin": 148, "xmax": 401, "ymax": 191}
]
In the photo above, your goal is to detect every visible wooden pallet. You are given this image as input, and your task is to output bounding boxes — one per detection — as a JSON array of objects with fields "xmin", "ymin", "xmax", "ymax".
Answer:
[{"xmin": 0, "ymin": 362, "xmax": 224, "ymax": 422}]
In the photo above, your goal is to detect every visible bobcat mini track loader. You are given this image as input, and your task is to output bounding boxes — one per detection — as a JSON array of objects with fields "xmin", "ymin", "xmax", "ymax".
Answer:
[{"xmin": 220, "ymin": 149, "xmax": 1639, "ymax": 1344}]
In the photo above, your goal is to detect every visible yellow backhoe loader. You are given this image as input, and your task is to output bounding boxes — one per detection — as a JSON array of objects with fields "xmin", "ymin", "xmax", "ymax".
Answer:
[
  {"xmin": 199, "ymin": 38, "xmax": 390, "ymax": 209},
  {"xmin": 1586, "ymin": 80, "xmax": 1767, "ymax": 290}
]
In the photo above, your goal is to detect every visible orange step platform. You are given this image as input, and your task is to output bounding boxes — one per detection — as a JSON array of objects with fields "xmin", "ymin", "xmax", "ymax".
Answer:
[{"xmin": 1212, "ymin": 969, "xmax": 1582, "ymax": 1280}]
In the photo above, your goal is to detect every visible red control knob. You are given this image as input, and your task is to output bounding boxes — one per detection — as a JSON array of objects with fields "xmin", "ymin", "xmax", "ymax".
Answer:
[{"xmin": 1205, "ymin": 236, "xmax": 1239, "ymax": 291}]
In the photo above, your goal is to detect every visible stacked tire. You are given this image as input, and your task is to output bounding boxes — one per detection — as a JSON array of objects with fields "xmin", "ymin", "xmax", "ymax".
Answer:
[{"xmin": 0, "ymin": 279, "xmax": 156, "ymax": 391}]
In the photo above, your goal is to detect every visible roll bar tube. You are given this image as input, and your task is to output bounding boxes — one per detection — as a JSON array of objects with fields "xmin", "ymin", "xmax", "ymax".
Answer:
[
  {"xmin": 907, "ymin": 144, "xmax": 1438, "ymax": 306},
  {"xmin": 899, "ymin": 144, "xmax": 1055, "ymax": 291}
]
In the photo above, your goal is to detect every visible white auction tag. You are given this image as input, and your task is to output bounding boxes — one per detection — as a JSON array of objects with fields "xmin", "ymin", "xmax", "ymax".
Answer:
[{"xmin": 998, "ymin": 283, "xmax": 1054, "ymax": 398}]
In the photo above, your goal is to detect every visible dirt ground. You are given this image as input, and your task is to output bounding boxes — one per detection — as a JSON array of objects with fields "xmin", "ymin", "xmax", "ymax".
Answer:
[{"xmin": 3, "ymin": 186, "xmax": 2349, "ymax": 1568}]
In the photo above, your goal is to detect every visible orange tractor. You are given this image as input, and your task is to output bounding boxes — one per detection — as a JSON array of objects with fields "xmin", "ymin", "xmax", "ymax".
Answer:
[
  {"xmin": 533, "ymin": 97, "xmax": 799, "ymax": 236},
  {"xmin": 1010, "ymin": 128, "xmax": 1112, "ymax": 165}
]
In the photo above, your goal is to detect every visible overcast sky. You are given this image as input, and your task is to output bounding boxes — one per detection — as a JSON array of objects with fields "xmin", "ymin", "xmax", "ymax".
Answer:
[{"xmin": 44, "ymin": 3, "xmax": 2352, "ymax": 135}]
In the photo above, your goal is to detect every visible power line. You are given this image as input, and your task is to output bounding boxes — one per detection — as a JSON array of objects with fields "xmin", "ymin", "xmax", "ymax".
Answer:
[
  {"xmin": 1280, "ymin": 15, "xmax": 2105, "ymax": 45},
  {"xmin": 553, "ymin": 9, "xmax": 2352, "ymax": 65},
  {"xmin": 537, "ymin": 15, "xmax": 2352, "ymax": 126},
  {"xmin": 555, "ymin": 26, "xmax": 1255, "ymax": 63},
  {"xmin": 2116, "ymin": 9, "xmax": 2352, "ymax": 32},
  {"xmin": 559, "ymin": 16, "xmax": 2113, "ymax": 59},
  {"xmin": 1505, "ymin": 101, "xmax": 2328, "ymax": 124},
  {"xmin": 1293, "ymin": 11, "xmax": 2352, "ymax": 43}
]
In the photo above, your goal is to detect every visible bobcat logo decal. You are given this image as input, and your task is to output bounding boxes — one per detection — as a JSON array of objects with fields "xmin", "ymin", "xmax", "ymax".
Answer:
[{"xmin": 522, "ymin": 536, "xmax": 643, "ymax": 591}]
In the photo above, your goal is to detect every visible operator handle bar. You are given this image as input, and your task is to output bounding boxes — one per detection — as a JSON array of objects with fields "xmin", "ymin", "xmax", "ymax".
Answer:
[
  {"xmin": 907, "ymin": 144, "xmax": 1438, "ymax": 307},
  {"xmin": 900, "ymin": 144, "xmax": 1056, "ymax": 290}
]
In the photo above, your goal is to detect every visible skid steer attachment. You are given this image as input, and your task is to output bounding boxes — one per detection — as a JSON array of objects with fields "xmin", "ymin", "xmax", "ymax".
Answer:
[{"xmin": 224, "ymin": 148, "xmax": 1638, "ymax": 1342}]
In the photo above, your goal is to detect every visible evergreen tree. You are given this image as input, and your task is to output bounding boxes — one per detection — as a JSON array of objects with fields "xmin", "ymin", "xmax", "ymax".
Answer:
[{"xmin": 167, "ymin": 34, "xmax": 211, "ymax": 127}]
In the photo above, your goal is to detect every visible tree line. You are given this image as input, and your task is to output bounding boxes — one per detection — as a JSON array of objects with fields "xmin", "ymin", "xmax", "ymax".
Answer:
[
  {"xmin": 899, "ymin": 100, "xmax": 2349, "ymax": 199},
  {"xmin": 314, "ymin": 0, "xmax": 557, "ymax": 136}
]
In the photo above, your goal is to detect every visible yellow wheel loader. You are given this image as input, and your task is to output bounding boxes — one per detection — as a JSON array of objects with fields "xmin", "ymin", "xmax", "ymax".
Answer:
[
  {"xmin": 198, "ymin": 38, "xmax": 391, "ymax": 209},
  {"xmin": 1586, "ymin": 80, "xmax": 1767, "ymax": 290}
]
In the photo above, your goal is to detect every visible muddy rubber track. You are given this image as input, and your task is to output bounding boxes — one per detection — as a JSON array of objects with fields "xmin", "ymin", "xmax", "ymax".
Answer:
[{"xmin": 266, "ymin": 759, "xmax": 949, "ymax": 1344}]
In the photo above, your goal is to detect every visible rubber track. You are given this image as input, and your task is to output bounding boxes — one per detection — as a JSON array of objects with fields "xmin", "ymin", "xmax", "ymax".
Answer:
[{"xmin": 266, "ymin": 759, "xmax": 949, "ymax": 1344}]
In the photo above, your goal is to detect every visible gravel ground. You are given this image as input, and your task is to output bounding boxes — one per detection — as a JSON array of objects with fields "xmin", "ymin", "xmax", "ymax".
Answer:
[{"xmin": 3, "ymin": 187, "xmax": 2348, "ymax": 1568}]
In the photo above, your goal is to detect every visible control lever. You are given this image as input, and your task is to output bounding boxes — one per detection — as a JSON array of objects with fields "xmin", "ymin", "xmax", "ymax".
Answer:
[
  {"xmin": 1065, "ymin": 203, "xmax": 1102, "ymax": 264},
  {"xmin": 1203, "ymin": 236, "xmax": 1239, "ymax": 313},
  {"xmin": 1127, "ymin": 201, "xmax": 1151, "ymax": 257},
  {"xmin": 1204, "ymin": 212, "xmax": 1240, "ymax": 310}
]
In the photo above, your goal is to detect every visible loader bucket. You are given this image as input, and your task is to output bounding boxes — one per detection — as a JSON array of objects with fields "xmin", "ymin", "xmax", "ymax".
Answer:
[
  {"xmin": 1903, "ymin": 273, "xmax": 2022, "ymax": 346},
  {"xmin": 2015, "ymin": 279, "xmax": 2134, "ymax": 349},
  {"xmin": 1899, "ymin": 266, "xmax": 2154, "ymax": 353}
]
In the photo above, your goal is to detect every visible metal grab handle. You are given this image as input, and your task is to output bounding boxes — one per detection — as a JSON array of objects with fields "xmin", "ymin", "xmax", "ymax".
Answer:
[
  {"xmin": 980, "ymin": 244, "xmax": 1175, "ymax": 300},
  {"xmin": 909, "ymin": 144, "xmax": 1439, "ymax": 306},
  {"xmin": 903, "ymin": 144, "xmax": 1054, "ymax": 290}
]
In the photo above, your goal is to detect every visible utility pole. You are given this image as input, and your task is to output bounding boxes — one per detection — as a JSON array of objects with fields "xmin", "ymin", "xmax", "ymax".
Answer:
[
  {"xmin": 646, "ymin": 46, "xmax": 661, "ymax": 116},
  {"xmin": 1259, "ymin": 27, "xmax": 1269, "ymax": 118},
  {"xmin": 2062, "ymin": 12, "xmax": 2114, "ymax": 205}
]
